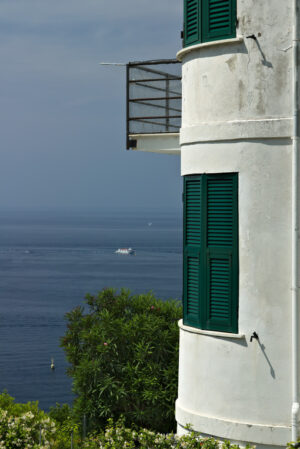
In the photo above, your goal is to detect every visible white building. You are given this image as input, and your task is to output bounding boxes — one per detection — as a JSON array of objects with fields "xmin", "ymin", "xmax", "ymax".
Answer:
[{"xmin": 127, "ymin": 1, "xmax": 300, "ymax": 448}]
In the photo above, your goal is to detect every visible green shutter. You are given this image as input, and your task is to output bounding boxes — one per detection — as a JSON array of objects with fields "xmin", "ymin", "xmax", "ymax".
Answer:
[
  {"xmin": 204, "ymin": 174, "xmax": 238, "ymax": 333},
  {"xmin": 183, "ymin": 0, "xmax": 236, "ymax": 47},
  {"xmin": 209, "ymin": 256, "xmax": 231, "ymax": 320},
  {"xmin": 184, "ymin": 0, "xmax": 201, "ymax": 47},
  {"xmin": 202, "ymin": 0, "xmax": 236, "ymax": 42},
  {"xmin": 186, "ymin": 177, "xmax": 202, "ymax": 245},
  {"xmin": 183, "ymin": 176, "xmax": 202, "ymax": 326},
  {"xmin": 186, "ymin": 255, "xmax": 201, "ymax": 316},
  {"xmin": 207, "ymin": 176, "xmax": 234, "ymax": 247},
  {"xmin": 183, "ymin": 173, "xmax": 238, "ymax": 334}
]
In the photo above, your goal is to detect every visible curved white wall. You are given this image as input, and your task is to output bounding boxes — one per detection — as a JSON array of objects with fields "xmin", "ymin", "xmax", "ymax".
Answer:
[
  {"xmin": 177, "ymin": 139, "xmax": 293, "ymax": 448},
  {"xmin": 178, "ymin": 1, "xmax": 292, "ymax": 126},
  {"xmin": 176, "ymin": 0, "xmax": 298, "ymax": 447}
]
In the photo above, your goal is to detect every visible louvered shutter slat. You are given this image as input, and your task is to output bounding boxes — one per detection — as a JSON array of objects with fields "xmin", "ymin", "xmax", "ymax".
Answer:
[
  {"xmin": 184, "ymin": 0, "xmax": 200, "ymax": 46},
  {"xmin": 183, "ymin": 176, "xmax": 202, "ymax": 326},
  {"xmin": 207, "ymin": 177, "xmax": 234, "ymax": 247},
  {"xmin": 187, "ymin": 257, "xmax": 200, "ymax": 315},
  {"xmin": 209, "ymin": 257, "xmax": 230, "ymax": 320},
  {"xmin": 205, "ymin": 173, "xmax": 238, "ymax": 333},
  {"xmin": 186, "ymin": 179, "xmax": 201, "ymax": 245},
  {"xmin": 183, "ymin": 173, "xmax": 238, "ymax": 333},
  {"xmin": 202, "ymin": 0, "xmax": 236, "ymax": 42}
]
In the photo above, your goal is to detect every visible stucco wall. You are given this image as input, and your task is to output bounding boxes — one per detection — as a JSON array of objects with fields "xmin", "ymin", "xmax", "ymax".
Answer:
[
  {"xmin": 177, "ymin": 139, "xmax": 294, "ymax": 447},
  {"xmin": 178, "ymin": 1, "xmax": 292, "ymax": 127},
  {"xmin": 176, "ymin": 0, "xmax": 298, "ymax": 446}
]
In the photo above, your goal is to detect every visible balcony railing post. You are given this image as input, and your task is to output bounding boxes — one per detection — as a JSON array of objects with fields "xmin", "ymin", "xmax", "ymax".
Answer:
[
  {"xmin": 126, "ymin": 63, "xmax": 130, "ymax": 150},
  {"xmin": 166, "ymin": 75, "xmax": 170, "ymax": 132}
]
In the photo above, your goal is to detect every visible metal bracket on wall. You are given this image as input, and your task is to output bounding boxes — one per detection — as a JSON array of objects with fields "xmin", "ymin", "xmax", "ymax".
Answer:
[{"xmin": 250, "ymin": 331, "xmax": 259, "ymax": 342}]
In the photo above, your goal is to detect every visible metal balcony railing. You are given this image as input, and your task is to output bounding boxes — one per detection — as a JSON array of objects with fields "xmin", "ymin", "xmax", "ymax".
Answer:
[{"xmin": 126, "ymin": 59, "xmax": 182, "ymax": 149}]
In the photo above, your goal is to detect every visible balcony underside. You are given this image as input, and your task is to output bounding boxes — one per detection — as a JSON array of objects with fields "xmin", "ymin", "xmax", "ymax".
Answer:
[{"xmin": 128, "ymin": 133, "xmax": 180, "ymax": 154}]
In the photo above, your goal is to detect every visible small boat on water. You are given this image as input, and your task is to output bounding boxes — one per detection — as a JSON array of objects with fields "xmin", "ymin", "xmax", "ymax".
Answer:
[{"xmin": 115, "ymin": 248, "xmax": 136, "ymax": 255}]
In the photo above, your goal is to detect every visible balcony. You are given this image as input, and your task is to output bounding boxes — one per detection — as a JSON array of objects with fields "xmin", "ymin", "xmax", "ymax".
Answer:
[{"xmin": 126, "ymin": 59, "xmax": 181, "ymax": 154}]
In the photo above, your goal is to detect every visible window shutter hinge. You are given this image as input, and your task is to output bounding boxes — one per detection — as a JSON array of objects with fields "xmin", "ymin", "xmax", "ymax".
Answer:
[
  {"xmin": 180, "ymin": 30, "xmax": 184, "ymax": 39},
  {"xmin": 182, "ymin": 192, "xmax": 185, "ymax": 203}
]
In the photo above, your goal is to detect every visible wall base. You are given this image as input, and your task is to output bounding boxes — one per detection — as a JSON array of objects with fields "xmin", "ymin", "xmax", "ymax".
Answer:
[{"xmin": 176, "ymin": 401, "xmax": 290, "ymax": 448}]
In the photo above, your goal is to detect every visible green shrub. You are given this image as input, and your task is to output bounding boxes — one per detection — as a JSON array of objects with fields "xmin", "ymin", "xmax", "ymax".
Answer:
[
  {"xmin": 0, "ymin": 392, "xmax": 82, "ymax": 449},
  {"xmin": 81, "ymin": 419, "xmax": 256, "ymax": 449},
  {"xmin": 48, "ymin": 402, "xmax": 81, "ymax": 449},
  {"xmin": 60, "ymin": 288, "xmax": 182, "ymax": 433},
  {"xmin": 48, "ymin": 403, "xmax": 73, "ymax": 425},
  {"xmin": 0, "ymin": 391, "xmax": 57, "ymax": 449}
]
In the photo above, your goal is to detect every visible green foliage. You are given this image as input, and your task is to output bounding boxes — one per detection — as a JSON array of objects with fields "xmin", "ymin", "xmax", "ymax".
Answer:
[
  {"xmin": 51, "ymin": 420, "xmax": 80, "ymax": 449},
  {"xmin": 48, "ymin": 402, "xmax": 81, "ymax": 448},
  {"xmin": 0, "ymin": 390, "xmax": 41, "ymax": 417},
  {"xmin": 221, "ymin": 442, "xmax": 254, "ymax": 449},
  {"xmin": 48, "ymin": 402, "xmax": 72, "ymax": 425},
  {"xmin": 0, "ymin": 392, "xmax": 273, "ymax": 449},
  {"xmin": 80, "ymin": 419, "xmax": 256, "ymax": 449},
  {"xmin": 60, "ymin": 288, "xmax": 182, "ymax": 433},
  {"xmin": 0, "ymin": 391, "xmax": 56, "ymax": 449},
  {"xmin": 0, "ymin": 392, "xmax": 82, "ymax": 449}
]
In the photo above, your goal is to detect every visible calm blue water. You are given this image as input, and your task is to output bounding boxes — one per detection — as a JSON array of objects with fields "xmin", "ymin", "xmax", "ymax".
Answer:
[{"xmin": 0, "ymin": 210, "xmax": 182, "ymax": 411}]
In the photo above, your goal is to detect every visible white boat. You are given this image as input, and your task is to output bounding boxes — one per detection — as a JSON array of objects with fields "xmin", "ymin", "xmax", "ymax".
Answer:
[{"xmin": 115, "ymin": 247, "xmax": 136, "ymax": 255}]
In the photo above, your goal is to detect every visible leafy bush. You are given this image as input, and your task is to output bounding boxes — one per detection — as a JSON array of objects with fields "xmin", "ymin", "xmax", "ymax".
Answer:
[
  {"xmin": 61, "ymin": 288, "xmax": 182, "ymax": 433},
  {"xmin": 48, "ymin": 403, "xmax": 80, "ymax": 448},
  {"xmin": 81, "ymin": 418, "xmax": 256, "ymax": 449},
  {"xmin": 48, "ymin": 402, "xmax": 72, "ymax": 425},
  {"xmin": 0, "ymin": 396, "xmax": 256, "ymax": 449},
  {"xmin": 0, "ymin": 391, "xmax": 56, "ymax": 449},
  {"xmin": 0, "ymin": 392, "xmax": 82, "ymax": 449}
]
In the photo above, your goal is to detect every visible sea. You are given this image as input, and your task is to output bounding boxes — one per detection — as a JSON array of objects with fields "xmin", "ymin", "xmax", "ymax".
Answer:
[{"xmin": 0, "ymin": 210, "xmax": 182, "ymax": 411}]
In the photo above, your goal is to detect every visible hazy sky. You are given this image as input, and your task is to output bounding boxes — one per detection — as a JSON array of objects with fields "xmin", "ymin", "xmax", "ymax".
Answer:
[{"xmin": 0, "ymin": 0, "xmax": 183, "ymax": 213}]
